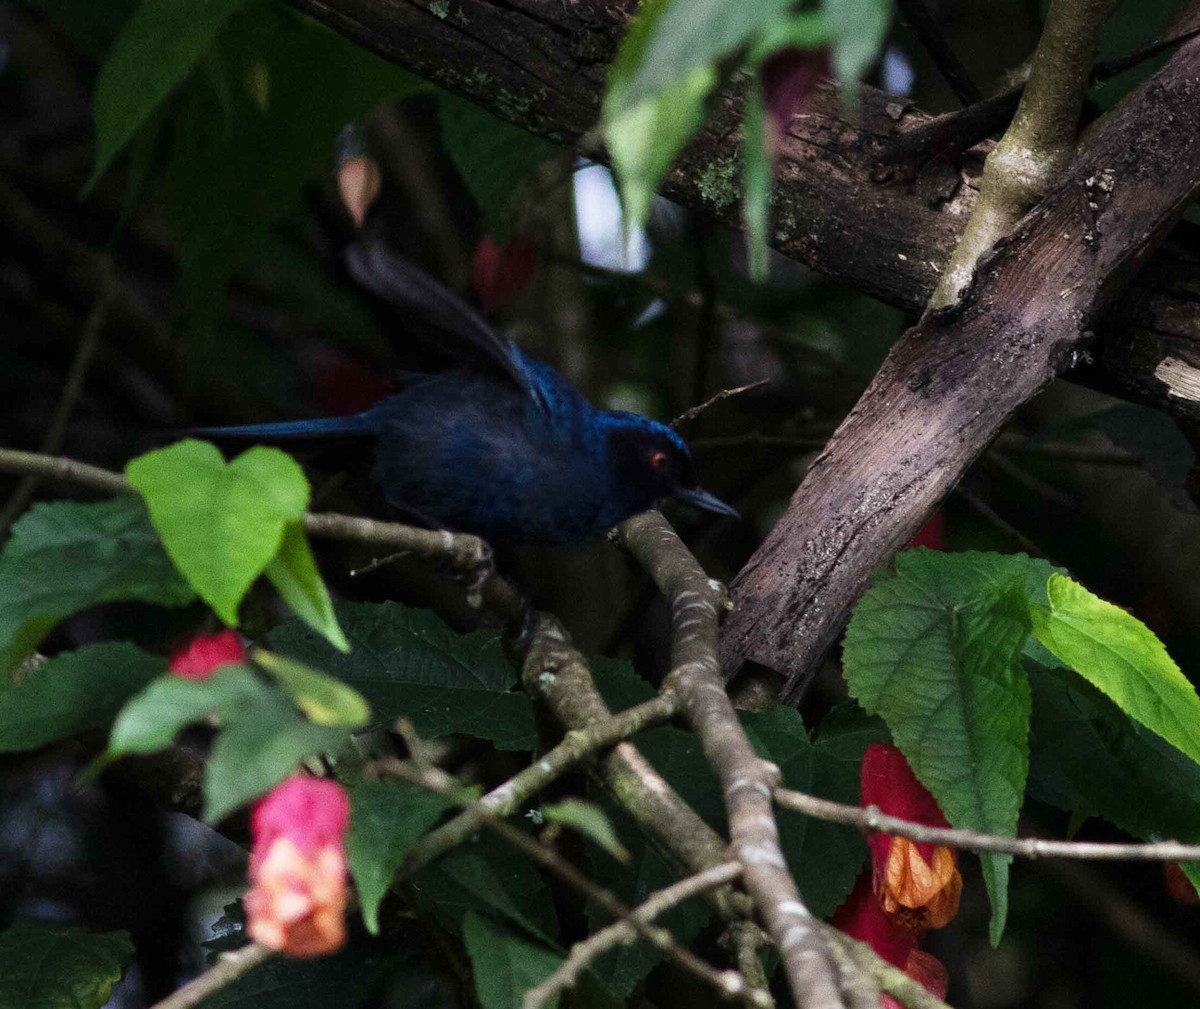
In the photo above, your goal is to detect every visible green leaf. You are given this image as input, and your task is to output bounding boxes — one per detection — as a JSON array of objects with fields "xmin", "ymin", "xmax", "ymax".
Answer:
[
  {"xmin": 0, "ymin": 498, "xmax": 194, "ymax": 673},
  {"xmin": 105, "ymin": 665, "xmax": 349, "ymax": 821},
  {"xmin": 108, "ymin": 664, "xmax": 270, "ymax": 757},
  {"xmin": 0, "ymin": 644, "xmax": 165, "ymax": 753},
  {"xmin": 411, "ymin": 841, "xmax": 558, "ymax": 945},
  {"xmin": 1032, "ymin": 573, "xmax": 1200, "ymax": 766},
  {"xmin": 253, "ymin": 650, "xmax": 370, "ymax": 728},
  {"xmin": 269, "ymin": 602, "xmax": 536, "ymax": 751},
  {"xmin": 606, "ymin": 0, "xmax": 795, "ymax": 115},
  {"xmin": 821, "ymin": 0, "xmax": 892, "ymax": 84},
  {"xmin": 542, "ymin": 799, "xmax": 630, "ymax": 861},
  {"xmin": 843, "ymin": 550, "xmax": 1051, "ymax": 944},
  {"xmin": 160, "ymin": 5, "xmax": 426, "ymax": 339},
  {"xmin": 1028, "ymin": 657, "xmax": 1200, "ymax": 893},
  {"xmin": 87, "ymin": 0, "xmax": 250, "ymax": 191},
  {"xmin": 603, "ymin": 0, "xmax": 802, "ymax": 227},
  {"xmin": 463, "ymin": 912, "xmax": 564, "ymax": 1009},
  {"xmin": 439, "ymin": 94, "xmax": 561, "ymax": 242},
  {"xmin": 126, "ymin": 440, "xmax": 309, "ymax": 626},
  {"xmin": 605, "ymin": 64, "xmax": 716, "ymax": 229},
  {"xmin": 0, "ymin": 921, "xmax": 134, "ymax": 1009},
  {"xmin": 741, "ymin": 704, "xmax": 888, "ymax": 918},
  {"xmin": 347, "ymin": 779, "xmax": 455, "ymax": 933},
  {"xmin": 264, "ymin": 522, "xmax": 348, "ymax": 652},
  {"xmin": 204, "ymin": 708, "xmax": 349, "ymax": 822},
  {"xmin": 590, "ymin": 655, "xmax": 656, "ymax": 712}
]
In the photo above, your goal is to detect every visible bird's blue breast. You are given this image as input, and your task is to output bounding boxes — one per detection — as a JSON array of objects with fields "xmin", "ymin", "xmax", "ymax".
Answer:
[{"xmin": 366, "ymin": 353, "xmax": 626, "ymax": 543}]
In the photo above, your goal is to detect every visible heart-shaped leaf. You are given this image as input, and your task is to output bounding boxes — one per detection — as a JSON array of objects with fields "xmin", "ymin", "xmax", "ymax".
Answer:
[{"xmin": 126, "ymin": 440, "xmax": 309, "ymax": 625}]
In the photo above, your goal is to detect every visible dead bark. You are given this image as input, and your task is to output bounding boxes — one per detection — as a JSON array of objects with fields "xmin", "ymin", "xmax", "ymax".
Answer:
[
  {"xmin": 721, "ymin": 32, "xmax": 1200, "ymax": 697},
  {"xmin": 289, "ymin": 0, "xmax": 1200, "ymax": 420}
]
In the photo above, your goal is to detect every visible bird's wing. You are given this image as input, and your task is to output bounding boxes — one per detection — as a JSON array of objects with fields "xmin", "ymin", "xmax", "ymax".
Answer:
[{"xmin": 345, "ymin": 235, "xmax": 540, "ymax": 407}]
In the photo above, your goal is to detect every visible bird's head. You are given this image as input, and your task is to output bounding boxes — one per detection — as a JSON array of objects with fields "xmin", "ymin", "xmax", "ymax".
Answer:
[{"xmin": 605, "ymin": 415, "xmax": 738, "ymax": 521}]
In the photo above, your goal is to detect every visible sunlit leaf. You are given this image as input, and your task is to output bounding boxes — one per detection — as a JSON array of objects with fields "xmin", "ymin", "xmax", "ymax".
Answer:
[
  {"xmin": 253, "ymin": 650, "xmax": 369, "ymax": 727},
  {"xmin": 1032, "ymin": 573, "xmax": 1200, "ymax": 766},
  {"xmin": 264, "ymin": 523, "xmax": 348, "ymax": 652},
  {"xmin": 126, "ymin": 440, "xmax": 309, "ymax": 626}
]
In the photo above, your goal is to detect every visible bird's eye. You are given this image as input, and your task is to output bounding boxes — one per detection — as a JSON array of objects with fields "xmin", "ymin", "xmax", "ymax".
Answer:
[{"xmin": 649, "ymin": 449, "xmax": 669, "ymax": 472}]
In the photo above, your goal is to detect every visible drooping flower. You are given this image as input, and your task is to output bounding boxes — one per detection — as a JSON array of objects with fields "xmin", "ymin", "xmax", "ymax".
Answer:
[
  {"xmin": 862, "ymin": 744, "xmax": 962, "ymax": 930},
  {"xmin": 168, "ymin": 630, "xmax": 246, "ymax": 681},
  {"xmin": 245, "ymin": 776, "xmax": 350, "ymax": 958},
  {"xmin": 829, "ymin": 743, "xmax": 961, "ymax": 1006}
]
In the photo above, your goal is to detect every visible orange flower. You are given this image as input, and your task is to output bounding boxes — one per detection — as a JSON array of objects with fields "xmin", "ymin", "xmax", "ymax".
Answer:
[
  {"xmin": 862, "ymin": 744, "xmax": 962, "ymax": 931},
  {"xmin": 245, "ymin": 776, "xmax": 350, "ymax": 958},
  {"xmin": 877, "ymin": 836, "xmax": 963, "ymax": 929},
  {"xmin": 168, "ymin": 630, "xmax": 246, "ymax": 680}
]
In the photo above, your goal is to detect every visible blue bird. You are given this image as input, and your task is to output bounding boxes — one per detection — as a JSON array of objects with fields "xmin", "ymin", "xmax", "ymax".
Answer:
[{"xmin": 193, "ymin": 236, "xmax": 737, "ymax": 545}]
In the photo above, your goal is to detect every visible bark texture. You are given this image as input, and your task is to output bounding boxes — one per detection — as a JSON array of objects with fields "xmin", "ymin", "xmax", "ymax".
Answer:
[
  {"xmin": 289, "ymin": 0, "xmax": 1200, "ymax": 419},
  {"xmin": 722, "ymin": 35, "xmax": 1200, "ymax": 697}
]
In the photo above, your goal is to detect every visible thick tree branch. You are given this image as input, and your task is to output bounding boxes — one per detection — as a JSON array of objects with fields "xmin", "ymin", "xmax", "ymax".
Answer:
[
  {"xmin": 722, "ymin": 24, "xmax": 1200, "ymax": 699},
  {"xmin": 616, "ymin": 512, "xmax": 845, "ymax": 1009},
  {"xmin": 929, "ymin": 0, "xmax": 1114, "ymax": 307},
  {"xmin": 288, "ymin": 0, "xmax": 1200, "ymax": 421}
]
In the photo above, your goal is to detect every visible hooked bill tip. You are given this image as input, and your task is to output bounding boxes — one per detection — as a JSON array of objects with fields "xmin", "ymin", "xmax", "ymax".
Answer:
[{"xmin": 675, "ymin": 486, "xmax": 740, "ymax": 519}]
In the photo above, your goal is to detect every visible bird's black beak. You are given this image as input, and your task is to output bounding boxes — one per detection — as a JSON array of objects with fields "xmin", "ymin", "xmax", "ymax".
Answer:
[{"xmin": 675, "ymin": 486, "xmax": 739, "ymax": 519}]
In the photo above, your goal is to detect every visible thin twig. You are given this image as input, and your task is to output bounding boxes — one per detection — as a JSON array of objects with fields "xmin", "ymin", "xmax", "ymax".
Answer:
[
  {"xmin": 1039, "ymin": 857, "xmax": 1200, "ymax": 997},
  {"xmin": 616, "ymin": 512, "xmax": 845, "ymax": 1009},
  {"xmin": 775, "ymin": 787, "xmax": 1200, "ymax": 861},
  {"xmin": 0, "ymin": 261, "xmax": 115, "ymax": 535},
  {"xmin": 896, "ymin": 0, "xmax": 983, "ymax": 104},
  {"xmin": 0, "ymin": 446, "xmax": 499, "ymax": 592},
  {"xmin": 879, "ymin": 23, "xmax": 1200, "ymax": 168},
  {"xmin": 403, "ymin": 692, "xmax": 681, "ymax": 876},
  {"xmin": 672, "ymin": 381, "xmax": 770, "ymax": 429},
  {"xmin": 146, "ymin": 943, "xmax": 274, "ymax": 1009},
  {"xmin": 523, "ymin": 861, "xmax": 747, "ymax": 1009},
  {"xmin": 376, "ymin": 758, "xmax": 766, "ymax": 1009},
  {"xmin": 952, "ymin": 484, "xmax": 1058, "ymax": 562}
]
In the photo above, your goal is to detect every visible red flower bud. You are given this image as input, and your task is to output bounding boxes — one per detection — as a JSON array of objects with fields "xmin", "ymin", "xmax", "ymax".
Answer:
[
  {"xmin": 245, "ymin": 776, "xmax": 350, "ymax": 958},
  {"xmin": 168, "ymin": 630, "xmax": 246, "ymax": 681}
]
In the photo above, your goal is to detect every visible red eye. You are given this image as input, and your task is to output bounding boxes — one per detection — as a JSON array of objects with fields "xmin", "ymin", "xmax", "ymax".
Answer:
[{"xmin": 649, "ymin": 450, "xmax": 669, "ymax": 471}]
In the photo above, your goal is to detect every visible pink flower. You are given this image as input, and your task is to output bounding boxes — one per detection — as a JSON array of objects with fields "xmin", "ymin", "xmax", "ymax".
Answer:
[
  {"xmin": 245, "ymin": 776, "xmax": 350, "ymax": 957},
  {"xmin": 168, "ymin": 630, "xmax": 246, "ymax": 680}
]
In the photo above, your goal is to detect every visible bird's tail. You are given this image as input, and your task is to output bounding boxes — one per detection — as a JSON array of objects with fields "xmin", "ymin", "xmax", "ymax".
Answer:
[{"xmin": 189, "ymin": 410, "xmax": 380, "ymax": 442}]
